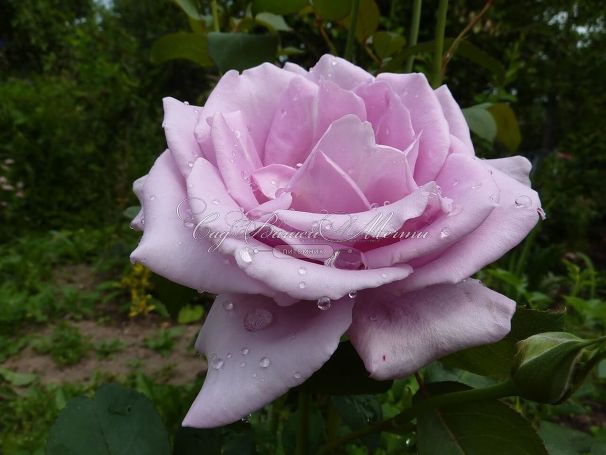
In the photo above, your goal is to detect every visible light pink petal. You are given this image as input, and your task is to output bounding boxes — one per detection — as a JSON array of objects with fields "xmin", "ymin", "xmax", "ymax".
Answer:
[
  {"xmin": 129, "ymin": 151, "xmax": 269, "ymax": 295},
  {"xmin": 197, "ymin": 63, "xmax": 297, "ymax": 163},
  {"xmin": 364, "ymin": 153, "xmax": 498, "ymax": 268},
  {"xmin": 163, "ymin": 97, "xmax": 204, "ymax": 176},
  {"xmin": 252, "ymin": 164, "xmax": 297, "ymax": 200},
  {"xmin": 485, "ymin": 156, "xmax": 533, "ymax": 187},
  {"xmin": 130, "ymin": 175, "xmax": 147, "ymax": 231},
  {"xmin": 211, "ymin": 112, "xmax": 261, "ymax": 211},
  {"xmin": 184, "ymin": 294, "xmax": 353, "ymax": 427},
  {"xmin": 283, "ymin": 61, "xmax": 309, "ymax": 77},
  {"xmin": 393, "ymin": 162, "xmax": 541, "ymax": 292},
  {"xmin": 309, "ymin": 55, "xmax": 373, "ymax": 90},
  {"xmin": 377, "ymin": 73, "xmax": 450, "ymax": 184},
  {"xmin": 435, "ymin": 85, "xmax": 474, "ymax": 153},
  {"xmin": 247, "ymin": 192, "xmax": 293, "ymax": 221},
  {"xmin": 354, "ymin": 80, "xmax": 391, "ymax": 129},
  {"xmin": 288, "ymin": 150, "xmax": 371, "ymax": 213},
  {"xmin": 274, "ymin": 182, "xmax": 436, "ymax": 242},
  {"xmin": 374, "ymin": 90, "xmax": 416, "ymax": 152},
  {"xmin": 315, "ymin": 80, "xmax": 367, "ymax": 141},
  {"xmin": 349, "ymin": 280, "xmax": 516, "ymax": 380},
  {"xmin": 264, "ymin": 77, "xmax": 318, "ymax": 167},
  {"xmin": 187, "ymin": 159, "xmax": 415, "ymax": 301}
]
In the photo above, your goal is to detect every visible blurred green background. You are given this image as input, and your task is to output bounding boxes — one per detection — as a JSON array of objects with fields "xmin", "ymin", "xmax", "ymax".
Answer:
[{"xmin": 0, "ymin": 0, "xmax": 604, "ymax": 453}]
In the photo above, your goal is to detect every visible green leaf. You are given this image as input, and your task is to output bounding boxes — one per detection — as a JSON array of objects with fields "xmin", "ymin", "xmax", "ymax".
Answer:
[
  {"xmin": 538, "ymin": 421, "xmax": 604, "ymax": 455},
  {"xmin": 177, "ymin": 305, "xmax": 205, "ymax": 324},
  {"xmin": 171, "ymin": 0, "xmax": 202, "ymax": 20},
  {"xmin": 443, "ymin": 308, "xmax": 566, "ymax": 379},
  {"xmin": 372, "ymin": 31, "xmax": 405, "ymax": 60},
  {"xmin": 0, "ymin": 367, "xmax": 36, "ymax": 386},
  {"xmin": 332, "ymin": 395, "xmax": 382, "ymax": 447},
  {"xmin": 282, "ymin": 402, "xmax": 326, "ymax": 454},
  {"xmin": 453, "ymin": 41, "xmax": 506, "ymax": 84},
  {"xmin": 150, "ymin": 33, "xmax": 213, "ymax": 67},
  {"xmin": 252, "ymin": 0, "xmax": 307, "ymax": 15},
  {"xmin": 416, "ymin": 382, "xmax": 548, "ymax": 455},
  {"xmin": 342, "ymin": 0, "xmax": 380, "ymax": 43},
  {"xmin": 300, "ymin": 341, "xmax": 392, "ymax": 395},
  {"xmin": 462, "ymin": 104, "xmax": 497, "ymax": 142},
  {"xmin": 46, "ymin": 383, "xmax": 170, "ymax": 455},
  {"xmin": 255, "ymin": 12, "xmax": 293, "ymax": 32},
  {"xmin": 207, "ymin": 32, "xmax": 278, "ymax": 72},
  {"xmin": 488, "ymin": 103, "xmax": 522, "ymax": 152},
  {"xmin": 122, "ymin": 205, "xmax": 140, "ymax": 220},
  {"xmin": 173, "ymin": 427, "xmax": 222, "ymax": 455},
  {"xmin": 312, "ymin": 0, "xmax": 352, "ymax": 20}
]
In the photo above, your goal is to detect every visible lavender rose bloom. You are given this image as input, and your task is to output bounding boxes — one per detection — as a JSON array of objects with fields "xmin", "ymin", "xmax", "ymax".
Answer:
[{"xmin": 130, "ymin": 55, "xmax": 542, "ymax": 427}]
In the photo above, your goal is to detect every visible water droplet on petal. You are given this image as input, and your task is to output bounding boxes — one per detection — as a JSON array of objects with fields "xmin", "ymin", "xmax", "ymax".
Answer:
[
  {"xmin": 212, "ymin": 198, "xmax": 220, "ymax": 205},
  {"xmin": 184, "ymin": 221, "xmax": 195, "ymax": 228},
  {"xmin": 296, "ymin": 162, "xmax": 303, "ymax": 168},
  {"xmin": 298, "ymin": 281, "xmax": 306, "ymax": 289},
  {"xmin": 223, "ymin": 301, "xmax": 234, "ymax": 311},
  {"xmin": 184, "ymin": 101, "xmax": 190, "ymax": 105},
  {"xmin": 241, "ymin": 347, "xmax": 249, "ymax": 355},
  {"xmin": 187, "ymin": 161, "xmax": 194, "ymax": 168},
  {"xmin": 294, "ymin": 372, "xmax": 302, "ymax": 379},
  {"xmin": 226, "ymin": 353, "xmax": 232, "ymax": 358},
  {"xmin": 239, "ymin": 248, "xmax": 253, "ymax": 264},
  {"xmin": 259, "ymin": 357, "xmax": 271, "ymax": 368},
  {"xmin": 149, "ymin": 195, "xmax": 156, "ymax": 201},
  {"xmin": 448, "ymin": 204, "xmax": 463, "ymax": 217},
  {"xmin": 381, "ymin": 273, "xmax": 388, "ymax": 279},
  {"xmin": 235, "ymin": 130, "xmax": 241, "ymax": 139},
  {"xmin": 439, "ymin": 227, "xmax": 450, "ymax": 239},
  {"xmin": 317, "ymin": 297, "xmax": 331, "ymax": 311},
  {"xmin": 244, "ymin": 308, "xmax": 273, "ymax": 332},
  {"xmin": 369, "ymin": 202, "xmax": 380, "ymax": 209},
  {"xmin": 514, "ymin": 195, "xmax": 532, "ymax": 208},
  {"xmin": 471, "ymin": 182, "xmax": 482, "ymax": 189},
  {"xmin": 348, "ymin": 290, "xmax": 357, "ymax": 299},
  {"xmin": 452, "ymin": 179, "xmax": 459, "ymax": 187},
  {"xmin": 298, "ymin": 267, "xmax": 307, "ymax": 275},
  {"xmin": 331, "ymin": 59, "xmax": 338, "ymax": 66},
  {"xmin": 211, "ymin": 358, "xmax": 224, "ymax": 370},
  {"xmin": 369, "ymin": 314, "xmax": 378, "ymax": 321},
  {"xmin": 326, "ymin": 248, "xmax": 366, "ymax": 270},
  {"xmin": 240, "ymin": 361, "xmax": 246, "ymax": 367}
]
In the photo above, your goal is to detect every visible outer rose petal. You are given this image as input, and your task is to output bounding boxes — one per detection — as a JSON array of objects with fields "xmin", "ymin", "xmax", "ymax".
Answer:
[
  {"xmin": 309, "ymin": 55, "xmax": 373, "ymax": 90},
  {"xmin": 377, "ymin": 73, "xmax": 450, "ymax": 184},
  {"xmin": 485, "ymin": 156, "xmax": 533, "ymax": 187},
  {"xmin": 163, "ymin": 97, "xmax": 204, "ymax": 176},
  {"xmin": 130, "ymin": 175, "xmax": 147, "ymax": 231},
  {"xmin": 197, "ymin": 63, "xmax": 297, "ymax": 162},
  {"xmin": 435, "ymin": 85, "xmax": 474, "ymax": 154},
  {"xmin": 349, "ymin": 280, "xmax": 515, "ymax": 380},
  {"xmin": 130, "ymin": 151, "xmax": 270, "ymax": 295},
  {"xmin": 183, "ymin": 294, "xmax": 353, "ymax": 427},
  {"xmin": 393, "ymin": 161, "xmax": 541, "ymax": 292}
]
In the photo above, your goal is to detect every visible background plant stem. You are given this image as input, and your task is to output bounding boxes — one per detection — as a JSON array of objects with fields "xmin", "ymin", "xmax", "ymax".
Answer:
[
  {"xmin": 431, "ymin": 0, "xmax": 449, "ymax": 87},
  {"xmin": 405, "ymin": 0, "xmax": 423, "ymax": 72},
  {"xmin": 295, "ymin": 391, "xmax": 310, "ymax": 455},
  {"xmin": 210, "ymin": 0, "xmax": 220, "ymax": 32},
  {"xmin": 344, "ymin": 0, "xmax": 361, "ymax": 62}
]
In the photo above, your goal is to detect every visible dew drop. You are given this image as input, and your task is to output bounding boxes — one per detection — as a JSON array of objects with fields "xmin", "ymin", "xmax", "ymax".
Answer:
[
  {"xmin": 240, "ymin": 361, "xmax": 246, "ymax": 368},
  {"xmin": 317, "ymin": 297, "xmax": 331, "ymax": 311},
  {"xmin": 259, "ymin": 357, "xmax": 271, "ymax": 368},
  {"xmin": 294, "ymin": 372, "xmax": 302, "ymax": 379},
  {"xmin": 244, "ymin": 308, "xmax": 273, "ymax": 332},
  {"xmin": 298, "ymin": 267, "xmax": 307, "ymax": 275},
  {"xmin": 369, "ymin": 202, "xmax": 380, "ymax": 209},
  {"xmin": 331, "ymin": 59, "xmax": 338, "ymax": 66},
  {"xmin": 439, "ymin": 227, "xmax": 450, "ymax": 239},
  {"xmin": 296, "ymin": 162, "xmax": 303, "ymax": 168},
  {"xmin": 514, "ymin": 195, "xmax": 532, "ymax": 208},
  {"xmin": 448, "ymin": 204, "xmax": 463, "ymax": 217},
  {"xmin": 184, "ymin": 221, "xmax": 195, "ymax": 229},
  {"xmin": 184, "ymin": 101, "xmax": 190, "ymax": 105},
  {"xmin": 212, "ymin": 198, "xmax": 220, "ymax": 205},
  {"xmin": 348, "ymin": 290, "xmax": 357, "ymax": 299},
  {"xmin": 452, "ymin": 179, "xmax": 459, "ymax": 187},
  {"xmin": 235, "ymin": 130, "xmax": 242, "ymax": 139},
  {"xmin": 325, "ymin": 248, "xmax": 366, "ymax": 270},
  {"xmin": 149, "ymin": 195, "xmax": 156, "ymax": 201},
  {"xmin": 298, "ymin": 281, "xmax": 306, "ymax": 289},
  {"xmin": 383, "ymin": 200, "xmax": 391, "ymax": 206},
  {"xmin": 222, "ymin": 300, "xmax": 234, "ymax": 311},
  {"xmin": 226, "ymin": 353, "xmax": 232, "ymax": 358},
  {"xmin": 239, "ymin": 248, "xmax": 253, "ymax": 264},
  {"xmin": 211, "ymin": 358, "xmax": 224, "ymax": 370},
  {"xmin": 369, "ymin": 314, "xmax": 378, "ymax": 321},
  {"xmin": 471, "ymin": 182, "xmax": 482, "ymax": 190},
  {"xmin": 241, "ymin": 347, "xmax": 249, "ymax": 355},
  {"xmin": 252, "ymin": 247, "xmax": 259, "ymax": 254},
  {"xmin": 187, "ymin": 161, "xmax": 194, "ymax": 168},
  {"xmin": 381, "ymin": 273, "xmax": 388, "ymax": 279}
]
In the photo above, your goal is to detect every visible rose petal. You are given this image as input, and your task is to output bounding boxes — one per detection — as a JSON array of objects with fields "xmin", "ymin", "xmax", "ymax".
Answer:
[
  {"xmin": 264, "ymin": 76, "xmax": 318, "ymax": 167},
  {"xmin": 252, "ymin": 164, "xmax": 297, "ymax": 200},
  {"xmin": 130, "ymin": 175, "xmax": 147, "ymax": 231},
  {"xmin": 377, "ymin": 73, "xmax": 450, "ymax": 184},
  {"xmin": 364, "ymin": 153, "xmax": 498, "ymax": 268},
  {"xmin": 197, "ymin": 64, "xmax": 297, "ymax": 163},
  {"xmin": 349, "ymin": 280, "xmax": 516, "ymax": 380},
  {"xmin": 211, "ymin": 112, "xmax": 262, "ymax": 210},
  {"xmin": 130, "ymin": 151, "xmax": 269, "ymax": 295},
  {"xmin": 392, "ymin": 162, "xmax": 541, "ymax": 292},
  {"xmin": 315, "ymin": 79, "xmax": 367, "ymax": 141},
  {"xmin": 374, "ymin": 89, "xmax": 416, "ymax": 152},
  {"xmin": 309, "ymin": 55, "xmax": 373, "ymax": 90},
  {"xmin": 485, "ymin": 156, "xmax": 533, "ymax": 187},
  {"xmin": 183, "ymin": 293, "xmax": 353, "ymax": 427},
  {"xmin": 435, "ymin": 85, "xmax": 474, "ymax": 154},
  {"xmin": 163, "ymin": 97, "xmax": 204, "ymax": 176}
]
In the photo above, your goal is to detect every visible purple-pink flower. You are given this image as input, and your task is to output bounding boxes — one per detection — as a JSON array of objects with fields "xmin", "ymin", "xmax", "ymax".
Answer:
[{"xmin": 130, "ymin": 55, "xmax": 541, "ymax": 427}]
